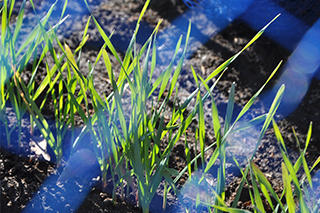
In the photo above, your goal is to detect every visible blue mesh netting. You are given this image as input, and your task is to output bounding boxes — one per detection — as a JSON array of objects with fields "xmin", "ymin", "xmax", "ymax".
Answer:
[
  {"xmin": 183, "ymin": 0, "xmax": 252, "ymax": 21},
  {"xmin": 182, "ymin": 0, "xmax": 320, "ymax": 26},
  {"xmin": 274, "ymin": 0, "xmax": 320, "ymax": 26}
]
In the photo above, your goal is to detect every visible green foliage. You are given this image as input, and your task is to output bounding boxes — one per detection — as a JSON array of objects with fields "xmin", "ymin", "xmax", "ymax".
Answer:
[
  {"xmin": 1, "ymin": 1, "xmax": 319, "ymax": 213},
  {"xmin": 0, "ymin": 0, "xmax": 69, "ymax": 164}
]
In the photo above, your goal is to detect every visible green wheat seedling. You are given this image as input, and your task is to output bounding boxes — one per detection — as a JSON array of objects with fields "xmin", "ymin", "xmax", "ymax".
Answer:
[
  {"xmin": 0, "ymin": 0, "xmax": 95, "ymax": 166},
  {"xmin": 82, "ymin": 2, "xmax": 274, "ymax": 210},
  {"xmin": 27, "ymin": 16, "xmax": 96, "ymax": 166},
  {"xmin": 218, "ymin": 120, "xmax": 320, "ymax": 213},
  {"xmin": 0, "ymin": 0, "xmax": 67, "ymax": 148},
  {"xmin": 274, "ymin": 120, "xmax": 319, "ymax": 213},
  {"xmin": 175, "ymin": 65, "xmax": 284, "ymax": 213},
  {"xmin": 3, "ymin": 1, "xmax": 320, "ymax": 213},
  {"xmin": 77, "ymin": 1, "xmax": 188, "ymax": 211},
  {"xmin": 242, "ymin": 120, "xmax": 320, "ymax": 213},
  {"xmin": 163, "ymin": 14, "xmax": 282, "ymax": 212}
]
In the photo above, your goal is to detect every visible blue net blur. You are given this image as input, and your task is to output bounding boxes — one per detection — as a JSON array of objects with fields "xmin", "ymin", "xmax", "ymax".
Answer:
[
  {"xmin": 182, "ymin": 0, "xmax": 205, "ymax": 8},
  {"xmin": 185, "ymin": 0, "xmax": 320, "ymax": 26},
  {"xmin": 274, "ymin": 0, "xmax": 320, "ymax": 26},
  {"xmin": 183, "ymin": 0, "xmax": 253, "ymax": 21},
  {"xmin": 183, "ymin": 0, "xmax": 320, "ymax": 25}
]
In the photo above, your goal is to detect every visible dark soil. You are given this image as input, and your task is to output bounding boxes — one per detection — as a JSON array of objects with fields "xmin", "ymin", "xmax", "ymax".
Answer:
[{"xmin": 2, "ymin": 0, "xmax": 320, "ymax": 212}]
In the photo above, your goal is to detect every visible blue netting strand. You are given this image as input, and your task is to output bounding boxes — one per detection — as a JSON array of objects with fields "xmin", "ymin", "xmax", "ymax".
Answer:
[{"xmin": 182, "ymin": 0, "xmax": 205, "ymax": 8}]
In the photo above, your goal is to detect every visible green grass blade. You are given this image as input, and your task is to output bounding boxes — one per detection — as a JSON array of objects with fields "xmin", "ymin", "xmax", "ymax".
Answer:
[
  {"xmin": 205, "ymin": 14, "xmax": 280, "ymax": 83},
  {"xmin": 12, "ymin": 0, "xmax": 26, "ymax": 45},
  {"xmin": 59, "ymin": 0, "xmax": 68, "ymax": 20},
  {"xmin": 198, "ymin": 87, "xmax": 205, "ymax": 167},
  {"xmin": 248, "ymin": 84, "xmax": 285, "ymax": 161},
  {"xmin": 137, "ymin": 0, "xmax": 150, "ymax": 27},
  {"xmin": 302, "ymin": 156, "xmax": 313, "ymax": 193},
  {"xmin": 83, "ymin": 0, "xmax": 123, "ymax": 66},
  {"xmin": 102, "ymin": 48, "xmax": 114, "ymax": 84},
  {"xmin": 178, "ymin": 67, "xmax": 227, "ymax": 121},
  {"xmin": 251, "ymin": 161, "xmax": 286, "ymax": 212},
  {"xmin": 304, "ymin": 122, "xmax": 312, "ymax": 153},
  {"xmin": 250, "ymin": 168, "xmax": 265, "ymax": 213},
  {"xmin": 234, "ymin": 61, "xmax": 282, "ymax": 124},
  {"xmin": 17, "ymin": 16, "xmax": 68, "ymax": 73},
  {"xmin": 310, "ymin": 156, "xmax": 320, "ymax": 172},
  {"xmin": 272, "ymin": 119, "xmax": 288, "ymax": 154},
  {"xmin": 211, "ymin": 96, "xmax": 222, "ymax": 146},
  {"xmin": 58, "ymin": 75, "xmax": 64, "ymax": 121},
  {"xmin": 141, "ymin": 34, "xmax": 152, "ymax": 90},
  {"xmin": 242, "ymin": 14, "xmax": 280, "ymax": 51},
  {"xmin": 150, "ymin": 26, "xmax": 158, "ymax": 81},
  {"xmin": 283, "ymin": 154, "xmax": 309, "ymax": 212},
  {"xmin": 115, "ymin": 94, "xmax": 128, "ymax": 142},
  {"xmin": 33, "ymin": 59, "xmax": 61, "ymax": 101},
  {"xmin": 312, "ymin": 196, "xmax": 320, "ymax": 213},
  {"xmin": 158, "ymin": 35, "xmax": 182, "ymax": 101},
  {"xmin": 292, "ymin": 126, "xmax": 303, "ymax": 152},
  {"xmin": 184, "ymin": 133, "xmax": 192, "ymax": 177},
  {"xmin": 260, "ymin": 177, "xmax": 275, "ymax": 212},
  {"xmin": 13, "ymin": 72, "xmax": 59, "ymax": 159},
  {"xmin": 231, "ymin": 157, "xmax": 249, "ymax": 209},
  {"xmin": 75, "ymin": 34, "xmax": 89, "ymax": 53},
  {"xmin": 168, "ymin": 21, "xmax": 191, "ymax": 97},
  {"xmin": 1, "ymin": 0, "xmax": 7, "ymax": 46},
  {"xmin": 232, "ymin": 114, "xmax": 267, "ymax": 133},
  {"xmin": 8, "ymin": 0, "xmax": 16, "ymax": 19},
  {"xmin": 16, "ymin": 0, "xmax": 58, "ymax": 56},
  {"xmin": 64, "ymin": 43, "xmax": 79, "ymax": 71},
  {"xmin": 282, "ymin": 162, "xmax": 295, "ymax": 213},
  {"xmin": 224, "ymin": 82, "xmax": 235, "ymax": 133},
  {"xmin": 199, "ymin": 75, "xmax": 222, "ymax": 146}
]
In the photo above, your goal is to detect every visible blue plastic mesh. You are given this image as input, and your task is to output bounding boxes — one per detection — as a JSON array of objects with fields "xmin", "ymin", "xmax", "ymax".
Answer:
[{"xmin": 182, "ymin": 0, "xmax": 320, "ymax": 26}]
